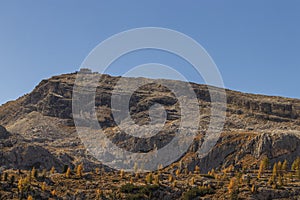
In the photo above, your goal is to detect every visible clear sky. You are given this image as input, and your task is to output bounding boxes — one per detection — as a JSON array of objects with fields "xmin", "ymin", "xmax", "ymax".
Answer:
[{"xmin": 0, "ymin": 0, "xmax": 299, "ymax": 105}]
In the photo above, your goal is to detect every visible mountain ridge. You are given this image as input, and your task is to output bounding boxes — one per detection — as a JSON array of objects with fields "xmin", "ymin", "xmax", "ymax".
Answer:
[{"xmin": 0, "ymin": 72, "xmax": 299, "ymax": 173}]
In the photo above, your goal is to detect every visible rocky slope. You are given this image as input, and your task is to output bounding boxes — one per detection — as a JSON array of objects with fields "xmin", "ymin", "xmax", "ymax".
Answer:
[{"xmin": 0, "ymin": 72, "xmax": 299, "ymax": 173}]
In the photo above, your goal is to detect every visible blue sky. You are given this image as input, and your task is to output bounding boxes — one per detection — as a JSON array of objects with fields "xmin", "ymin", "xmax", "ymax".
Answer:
[{"xmin": 0, "ymin": 0, "xmax": 299, "ymax": 105}]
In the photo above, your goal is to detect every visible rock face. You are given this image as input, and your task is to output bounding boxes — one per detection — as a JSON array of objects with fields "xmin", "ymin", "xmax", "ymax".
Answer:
[
  {"xmin": 3, "ymin": 144, "xmax": 63, "ymax": 170},
  {"xmin": 0, "ymin": 128, "xmax": 64, "ymax": 171},
  {"xmin": 0, "ymin": 72, "xmax": 299, "ymax": 172},
  {"xmin": 0, "ymin": 125, "xmax": 10, "ymax": 139},
  {"xmin": 192, "ymin": 131, "xmax": 300, "ymax": 172}
]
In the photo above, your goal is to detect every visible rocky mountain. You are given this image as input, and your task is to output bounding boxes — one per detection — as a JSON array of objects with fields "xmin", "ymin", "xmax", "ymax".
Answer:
[{"xmin": 0, "ymin": 72, "xmax": 299, "ymax": 173}]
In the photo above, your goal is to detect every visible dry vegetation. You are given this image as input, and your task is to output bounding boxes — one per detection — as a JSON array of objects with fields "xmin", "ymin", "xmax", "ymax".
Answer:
[{"xmin": 1, "ymin": 157, "xmax": 300, "ymax": 200}]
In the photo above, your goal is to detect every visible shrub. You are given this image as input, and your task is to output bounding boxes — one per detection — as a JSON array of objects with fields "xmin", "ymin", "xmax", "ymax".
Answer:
[
  {"xmin": 175, "ymin": 169, "xmax": 180, "ymax": 177},
  {"xmin": 278, "ymin": 161, "xmax": 283, "ymax": 176},
  {"xmin": 120, "ymin": 169, "xmax": 125, "ymax": 179},
  {"xmin": 278, "ymin": 175, "xmax": 283, "ymax": 186},
  {"xmin": 65, "ymin": 167, "xmax": 71, "ymax": 178},
  {"xmin": 189, "ymin": 177, "xmax": 195, "ymax": 186},
  {"xmin": 120, "ymin": 183, "xmax": 139, "ymax": 193},
  {"xmin": 291, "ymin": 157, "xmax": 300, "ymax": 171},
  {"xmin": 272, "ymin": 163, "xmax": 278, "ymax": 177},
  {"xmin": 139, "ymin": 184, "xmax": 159, "ymax": 196},
  {"xmin": 251, "ymin": 184, "xmax": 257, "ymax": 194},
  {"xmin": 172, "ymin": 180, "xmax": 177, "ymax": 188},
  {"xmin": 120, "ymin": 183, "xmax": 159, "ymax": 198},
  {"xmin": 76, "ymin": 164, "xmax": 83, "ymax": 178},
  {"xmin": 18, "ymin": 176, "xmax": 31, "ymax": 195},
  {"xmin": 50, "ymin": 166, "xmax": 55, "ymax": 174},
  {"xmin": 292, "ymin": 157, "xmax": 300, "ymax": 179},
  {"xmin": 18, "ymin": 178, "xmax": 23, "ymax": 193},
  {"xmin": 262, "ymin": 157, "xmax": 270, "ymax": 170},
  {"xmin": 168, "ymin": 174, "xmax": 174, "ymax": 183},
  {"xmin": 51, "ymin": 190, "xmax": 56, "ymax": 196},
  {"xmin": 228, "ymin": 177, "xmax": 239, "ymax": 195},
  {"xmin": 182, "ymin": 187, "xmax": 215, "ymax": 200},
  {"xmin": 153, "ymin": 175, "xmax": 159, "ymax": 185},
  {"xmin": 31, "ymin": 167, "xmax": 38, "ymax": 179},
  {"xmin": 41, "ymin": 169, "xmax": 47, "ymax": 179},
  {"xmin": 282, "ymin": 160, "xmax": 288, "ymax": 172},
  {"xmin": 145, "ymin": 173, "xmax": 153, "ymax": 184},
  {"xmin": 208, "ymin": 169, "xmax": 216, "ymax": 177},
  {"xmin": 194, "ymin": 166, "xmax": 200, "ymax": 174},
  {"xmin": 258, "ymin": 158, "xmax": 269, "ymax": 178},
  {"xmin": 41, "ymin": 182, "xmax": 46, "ymax": 191}
]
